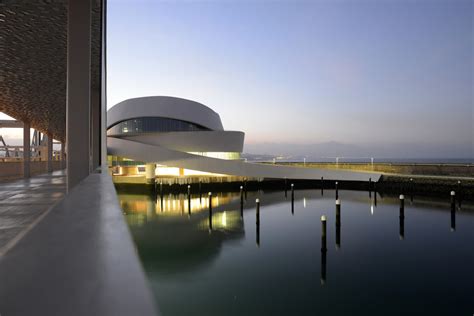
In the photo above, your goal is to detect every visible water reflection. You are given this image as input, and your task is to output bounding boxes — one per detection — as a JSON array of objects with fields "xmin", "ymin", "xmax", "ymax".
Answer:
[
  {"xmin": 187, "ymin": 186, "xmax": 191, "ymax": 216},
  {"xmin": 121, "ymin": 192, "xmax": 244, "ymax": 216},
  {"xmin": 451, "ymin": 202, "xmax": 456, "ymax": 231},
  {"xmin": 399, "ymin": 216, "xmax": 405, "ymax": 240},
  {"xmin": 321, "ymin": 249, "xmax": 327, "ymax": 285},
  {"xmin": 291, "ymin": 196, "xmax": 294, "ymax": 215},
  {"xmin": 208, "ymin": 193, "xmax": 213, "ymax": 231},
  {"xmin": 118, "ymin": 191, "xmax": 245, "ymax": 275},
  {"xmin": 256, "ymin": 222, "xmax": 260, "ymax": 247},
  {"xmin": 117, "ymin": 188, "xmax": 474, "ymax": 316}
]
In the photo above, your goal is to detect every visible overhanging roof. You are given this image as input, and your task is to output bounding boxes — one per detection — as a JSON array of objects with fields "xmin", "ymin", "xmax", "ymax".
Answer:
[{"xmin": 0, "ymin": 1, "xmax": 102, "ymax": 142}]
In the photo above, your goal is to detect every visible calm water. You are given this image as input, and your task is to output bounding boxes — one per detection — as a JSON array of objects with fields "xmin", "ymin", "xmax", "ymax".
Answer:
[{"xmin": 117, "ymin": 189, "xmax": 474, "ymax": 316}]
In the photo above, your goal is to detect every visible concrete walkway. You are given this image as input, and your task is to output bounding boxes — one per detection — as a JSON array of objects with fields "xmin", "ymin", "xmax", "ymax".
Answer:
[
  {"xmin": 0, "ymin": 171, "xmax": 157, "ymax": 315},
  {"xmin": 0, "ymin": 170, "xmax": 66, "ymax": 256}
]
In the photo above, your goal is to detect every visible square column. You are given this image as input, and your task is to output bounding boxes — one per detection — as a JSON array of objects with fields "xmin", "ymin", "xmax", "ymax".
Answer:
[
  {"xmin": 91, "ymin": 88, "xmax": 101, "ymax": 172},
  {"xmin": 100, "ymin": 0, "xmax": 108, "ymax": 168},
  {"xmin": 145, "ymin": 163, "xmax": 156, "ymax": 184},
  {"xmin": 23, "ymin": 122, "xmax": 30, "ymax": 178},
  {"xmin": 61, "ymin": 142, "xmax": 65, "ymax": 169},
  {"xmin": 39, "ymin": 134, "xmax": 47, "ymax": 161},
  {"xmin": 67, "ymin": 0, "xmax": 91, "ymax": 190},
  {"xmin": 47, "ymin": 134, "xmax": 53, "ymax": 173}
]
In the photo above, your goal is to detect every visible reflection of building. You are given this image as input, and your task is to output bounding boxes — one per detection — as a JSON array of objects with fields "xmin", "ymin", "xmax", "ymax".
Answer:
[
  {"xmin": 107, "ymin": 96, "xmax": 380, "ymax": 182},
  {"xmin": 118, "ymin": 192, "xmax": 239, "ymax": 216},
  {"xmin": 119, "ymin": 191, "xmax": 245, "ymax": 274}
]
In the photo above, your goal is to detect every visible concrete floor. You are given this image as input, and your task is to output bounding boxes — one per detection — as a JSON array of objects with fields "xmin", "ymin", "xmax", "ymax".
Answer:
[
  {"xmin": 0, "ymin": 170, "xmax": 65, "ymax": 256},
  {"xmin": 0, "ymin": 171, "xmax": 157, "ymax": 315}
]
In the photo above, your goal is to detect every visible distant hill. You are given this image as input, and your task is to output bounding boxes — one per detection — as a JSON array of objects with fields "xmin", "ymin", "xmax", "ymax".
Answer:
[{"xmin": 243, "ymin": 141, "xmax": 473, "ymax": 161}]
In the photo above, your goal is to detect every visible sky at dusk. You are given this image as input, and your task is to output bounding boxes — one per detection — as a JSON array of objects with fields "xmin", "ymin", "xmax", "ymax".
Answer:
[
  {"xmin": 106, "ymin": 0, "xmax": 472, "ymax": 158},
  {"xmin": 1, "ymin": 0, "xmax": 472, "ymax": 158}
]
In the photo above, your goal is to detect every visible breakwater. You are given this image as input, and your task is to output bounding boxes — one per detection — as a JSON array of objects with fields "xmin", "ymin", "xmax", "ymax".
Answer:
[
  {"xmin": 269, "ymin": 162, "xmax": 473, "ymax": 178},
  {"xmin": 114, "ymin": 174, "xmax": 474, "ymax": 201}
]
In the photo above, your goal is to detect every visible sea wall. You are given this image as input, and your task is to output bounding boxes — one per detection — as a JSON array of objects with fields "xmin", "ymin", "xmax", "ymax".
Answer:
[
  {"xmin": 114, "ymin": 176, "xmax": 474, "ymax": 201},
  {"xmin": 270, "ymin": 162, "xmax": 474, "ymax": 178},
  {"xmin": 377, "ymin": 175, "xmax": 474, "ymax": 198}
]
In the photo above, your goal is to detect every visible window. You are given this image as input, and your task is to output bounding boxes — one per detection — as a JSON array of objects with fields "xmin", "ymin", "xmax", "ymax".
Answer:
[{"xmin": 107, "ymin": 117, "xmax": 210, "ymax": 135}]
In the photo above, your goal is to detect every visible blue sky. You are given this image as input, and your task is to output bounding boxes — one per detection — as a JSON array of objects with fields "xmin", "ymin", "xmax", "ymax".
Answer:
[
  {"xmin": 2, "ymin": 0, "xmax": 471, "ymax": 157},
  {"xmin": 106, "ymin": 0, "xmax": 472, "ymax": 157}
]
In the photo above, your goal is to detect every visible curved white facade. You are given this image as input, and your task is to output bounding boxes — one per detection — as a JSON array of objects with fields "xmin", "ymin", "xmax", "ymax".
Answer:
[
  {"xmin": 108, "ymin": 96, "xmax": 224, "ymax": 131},
  {"xmin": 107, "ymin": 96, "xmax": 380, "ymax": 181},
  {"xmin": 118, "ymin": 132, "xmax": 244, "ymax": 153},
  {"xmin": 107, "ymin": 96, "xmax": 243, "ymax": 157}
]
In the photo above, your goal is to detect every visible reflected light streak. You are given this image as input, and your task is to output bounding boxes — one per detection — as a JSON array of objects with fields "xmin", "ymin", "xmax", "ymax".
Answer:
[
  {"xmin": 119, "ymin": 193, "xmax": 238, "ymax": 215},
  {"xmin": 222, "ymin": 211, "xmax": 227, "ymax": 227},
  {"xmin": 197, "ymin": 210, "xmax": 241, "ymax": 232}
]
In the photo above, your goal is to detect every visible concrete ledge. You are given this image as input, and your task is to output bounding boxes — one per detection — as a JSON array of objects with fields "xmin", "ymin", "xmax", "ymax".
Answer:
[
  {"xmin": 0, "ymin": 161, "xmax": 64, "ymax": 179},
  {"xmin": 0, "ymin": 173, "xmax": 157, "ymax": 316}
]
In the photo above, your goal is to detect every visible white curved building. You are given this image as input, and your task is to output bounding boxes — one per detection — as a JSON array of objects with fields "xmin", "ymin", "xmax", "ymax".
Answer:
[
  {"xmin": 108, "ymin": 96, "xmax": 244, "ymax": 161},
  {"xmin": 107, "ymin": 96, "xmax": 379, "ymax": 182}
]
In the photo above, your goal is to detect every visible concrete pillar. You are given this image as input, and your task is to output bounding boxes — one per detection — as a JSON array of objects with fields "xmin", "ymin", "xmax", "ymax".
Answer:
[
  {"xmin": 39, "ymin": 134, "xmax": 47, "ymax": 161},
  {"xmin": 91, "ymin": 88, "xmax": 101, "ymax": 172},
  {"xmin": 47, "ymin": 134, "xmax": 53, "ymax": 173},
  {"xmin": 145, "ymin": 163, "xmax": 156, "ymax": 184},
  {"xmin": 23, "ymin": 122, "xmax": 30, "ymax": 178},
  {"xmin": 67, "ymin": 0, "xmax": 91, "ymax": 190},
  {"xmin": 100, "ymin": 0, "xmax": 107, "ymax": 169},
  {"xmin": 60, "ymin": 142, "xmax": 65, "ymax": 169}
]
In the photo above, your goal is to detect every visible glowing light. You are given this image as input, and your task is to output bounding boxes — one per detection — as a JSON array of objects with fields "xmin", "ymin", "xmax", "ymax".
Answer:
[
  {"xmin": 303, "ymin": 197, "xmax": 306, "ymax": 208},
  {"xmin": 183, "ymin": 168, "xmax": 227, "ymax": 176},
  {"xmin": 371, "ymin": 205, "xmax": 374, "ymax": 215},
  {"xmin": 156, "ymin": 166, "xmax": 180, "ymax": 176},
  {"xmin": 118, "ymin": 193, "xmax": 237, "ymax": 216},
  {"xmin": 222, "ymin": 211, "xmax": 227, "ymax": 227},
  {"xmin": 187, "ymin": 152, "xmax": 240, "ymax": 160},
  {"xmin": 112, "ymin": 160, "xmax": 231, "ymax": 177}
]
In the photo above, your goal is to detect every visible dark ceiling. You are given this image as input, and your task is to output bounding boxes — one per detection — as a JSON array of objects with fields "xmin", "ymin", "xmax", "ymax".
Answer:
[{"xmin": 0, "ymin": 0, "xmax": 102, "ymax": 142}]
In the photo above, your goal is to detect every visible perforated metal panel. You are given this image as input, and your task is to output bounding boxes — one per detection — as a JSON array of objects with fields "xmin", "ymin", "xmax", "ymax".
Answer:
[{"xmin": 0, "ymin": 0, "xmax": 102, "ymax": 142}]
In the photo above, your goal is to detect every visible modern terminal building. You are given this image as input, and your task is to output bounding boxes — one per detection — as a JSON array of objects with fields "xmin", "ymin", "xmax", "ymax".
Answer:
[
  {"xmin": 107, "ymin": 96, "xmax": 245, "ymax": 181},
  {"xmin": 107, "ymin": 96, "xmax": 377, "ymax": 182}
]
